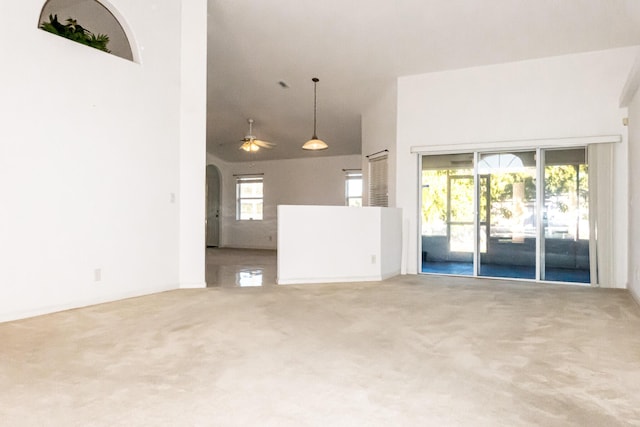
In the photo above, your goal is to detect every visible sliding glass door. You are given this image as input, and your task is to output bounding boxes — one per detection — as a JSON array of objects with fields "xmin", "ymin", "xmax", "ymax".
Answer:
[
  {"xmin": 542, "ymin": 149, "xmax": 590, "ymax": 283},
  {"xmin": 420, "ymin": 147, "xmax": 590, "ymax": 284},
  {"xmin": 478, "ymin": 151, "xmax": 537, "ymax": 279},
  {"xmin": 421, "ymin": 154, "xmax": 474, "ymax": 276}
]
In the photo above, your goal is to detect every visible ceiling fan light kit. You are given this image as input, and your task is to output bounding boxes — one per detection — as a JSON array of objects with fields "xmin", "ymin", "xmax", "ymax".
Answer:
[
  {"xmin": 240, "ymin": 118, "xmax": 274, "ymax": 152},
  {"xmin": 302, "ymin": 77, "xmax": 328, "ymax": 151},
  {"xmin": 240, "ymin": 141, "xmax": 260, "ymax": 152}
]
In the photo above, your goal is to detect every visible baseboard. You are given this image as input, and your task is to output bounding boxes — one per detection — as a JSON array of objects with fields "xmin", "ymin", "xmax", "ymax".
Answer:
[
  {"xmin": 630, "ymin": 286, "xmax": 640, "ymax": 308},
  {"xmin": 277, "ymin": 275, "xmax": 384, "ymax": 285},
  {"xmin": 219, "ymin": 245, "xmax": 277, "ymax": 251},
  {"xmin": 380, "ymin": 269, "xmax": 401, "ymax": 280},
  {"xmin": 179, "ymin": 282, "xmax": 207, "ymax": 289},
  {"xmin": 0, "ymin": 284, "xmax": 178, "ymax": 324}
]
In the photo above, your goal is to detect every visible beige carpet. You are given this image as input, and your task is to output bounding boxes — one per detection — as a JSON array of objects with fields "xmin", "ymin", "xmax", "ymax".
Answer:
[{"xmin": 1, "ymin": 275, "xmax": 640, "ymax": 426}]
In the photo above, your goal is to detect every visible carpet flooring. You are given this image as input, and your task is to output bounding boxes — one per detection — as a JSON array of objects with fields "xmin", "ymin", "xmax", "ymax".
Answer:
[{"xmin": 1, "ymin": 275, "xmax": 640, "ymax": 426}]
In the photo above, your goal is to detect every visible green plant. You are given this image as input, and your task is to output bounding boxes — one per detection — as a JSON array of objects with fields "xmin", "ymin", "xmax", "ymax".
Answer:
[{"xmin": 40, "ymin": 14, "xmax": 110, "ymax": 53}]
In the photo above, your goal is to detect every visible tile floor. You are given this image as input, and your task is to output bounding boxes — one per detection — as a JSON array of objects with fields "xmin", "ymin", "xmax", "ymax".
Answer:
[{"xmin": 206, "ymin": 247, "xmax": 277, "ymax": 287}]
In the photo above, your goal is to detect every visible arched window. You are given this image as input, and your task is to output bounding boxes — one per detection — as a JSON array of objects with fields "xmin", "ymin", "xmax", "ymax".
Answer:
[{"xmin": 39, "ymin": 0, "xmax": 136, "ymax": 62}]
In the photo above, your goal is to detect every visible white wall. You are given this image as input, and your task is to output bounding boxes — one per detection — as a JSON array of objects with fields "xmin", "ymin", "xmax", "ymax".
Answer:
[
  {"xmin": 396, "ymin": 47, "xmax": 638, "ymax": 286},
  {"xmin": 0, "ymin": 0, "xmax": 206, "ymax": 321},
  {"xmin": 207, "ymin": 154, "xmax": 361, "ymax": 250},
  {"xmin": 380, "ymin": 207, "xmax": 403, "ymax": 278},
  {"xmin": 628, "ymin": 75, "xmax": 640, "ymax": 303},
  {"xmin": 277, "ymin": 205, "xmax": 402, "ymax": 284},
  {"xmin": 361, "ymin": 81, "xmax": 397, "ymax": 206},
  {"xmin": 179, "ymin": 0, "xmax": 207, "ymax": 288}
]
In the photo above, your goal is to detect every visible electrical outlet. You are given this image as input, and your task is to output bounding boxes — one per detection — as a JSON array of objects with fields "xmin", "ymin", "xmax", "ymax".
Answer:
[
  {"xmin": 170, "ymin": 193, "xmax": 176, "ymax": 204},
  {"xmin": 94, "ymin": 268, "xmax": 102, "ymax": 282},
  {"xmin": 268, "ymin": 235, "xmax": 273, "ymax": 242},
  {"xmin": 371, "ymin": 255, "xmax": 376, "ymax": 264}
]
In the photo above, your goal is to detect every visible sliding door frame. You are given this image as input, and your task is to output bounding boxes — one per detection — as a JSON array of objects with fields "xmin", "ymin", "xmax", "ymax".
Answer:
[
  {"xmin": 417, "ymin": 135, "xmax": 620, "ymax": 285},
  {"xmin": 536, "ymin": 147, "xmax": 544, "ymax": 282}
]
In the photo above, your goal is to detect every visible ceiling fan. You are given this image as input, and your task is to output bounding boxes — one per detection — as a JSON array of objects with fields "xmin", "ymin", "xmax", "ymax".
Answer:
[{"xmin": 239, "ymin": 118, "xmax": 275, "ymax": 152}]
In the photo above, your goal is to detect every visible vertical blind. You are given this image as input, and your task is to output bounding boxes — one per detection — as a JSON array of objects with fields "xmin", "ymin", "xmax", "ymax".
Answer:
[
  {"xmin": 368, "ymin": 155, "xmax": 388, "ymax": 207},
  {"xmin": 588, "ymin": 143, "xmax": 614, "ymax": 287}
]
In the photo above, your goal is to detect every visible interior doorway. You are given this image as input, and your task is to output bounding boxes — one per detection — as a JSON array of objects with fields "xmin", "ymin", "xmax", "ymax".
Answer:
[{"xmin": 206, "ymin": 164, "xmax": 221, "ymax": 247}]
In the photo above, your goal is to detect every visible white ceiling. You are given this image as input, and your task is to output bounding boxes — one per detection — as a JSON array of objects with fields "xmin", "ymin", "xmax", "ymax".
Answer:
[{"xmin": 206, "ymin": 0, "xmax": 640, "ymax": 162}]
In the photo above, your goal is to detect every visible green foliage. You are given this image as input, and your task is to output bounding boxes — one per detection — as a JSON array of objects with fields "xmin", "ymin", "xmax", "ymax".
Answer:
[
  {"xmin": 545, "ymin": 165, "xmax": 575, "ymax": 197},
  {"xmin": 487, "ymin": 172, "xmax": 536, "ymax": 219},
  {"xmin": 40, "ymin": 14, "xmax": 110, "ymax": 53},
  {"xmin": 421, "ymin": 170, "xmax": 448, "ymax": 226},
  {"xmin": 422, "ymin": 162, "xmax": 589, "ymax": 237}
]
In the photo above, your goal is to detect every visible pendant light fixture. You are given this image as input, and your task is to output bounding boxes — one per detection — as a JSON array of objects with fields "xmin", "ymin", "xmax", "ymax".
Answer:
[{"xmin": 302, "ymin": 77, "xmax": 328, "ymax": 150}]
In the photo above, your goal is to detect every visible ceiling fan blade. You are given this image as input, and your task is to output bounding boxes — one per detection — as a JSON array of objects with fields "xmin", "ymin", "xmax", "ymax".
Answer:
[{"xmin": 253, "ymin": 139, "xmax": 275, "ymax": 148}]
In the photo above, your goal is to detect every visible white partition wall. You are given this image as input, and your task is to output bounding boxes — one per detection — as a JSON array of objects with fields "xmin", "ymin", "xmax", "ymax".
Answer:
[
  {"xmin": 627, "ymin": 59, "xmax": 640, "ymax": 301},
  {"xmin": 0, "ymin": 0, "xmax": 207, "ymax": 322},
  {"xmin": 179, "ymin": 0, "xmax": 208, "ymax": 289},
  {"xmin": 277, "ymin": 206, "xmax": 402, "ymax": 284}
]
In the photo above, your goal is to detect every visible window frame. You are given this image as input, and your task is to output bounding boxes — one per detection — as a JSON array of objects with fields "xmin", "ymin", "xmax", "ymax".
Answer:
[
  {"xmin": 235, "ymin": 175, "xmax": 264, "ymax": 221},
  {"xmin": 345, "ymin": 170, "xmax": 363, "ymax": 207}
]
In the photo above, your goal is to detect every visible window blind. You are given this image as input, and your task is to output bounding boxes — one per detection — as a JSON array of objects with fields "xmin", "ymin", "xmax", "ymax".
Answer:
[{"xmin": 368, "ymin": 155, "xmax": 388, "ymax": 207}]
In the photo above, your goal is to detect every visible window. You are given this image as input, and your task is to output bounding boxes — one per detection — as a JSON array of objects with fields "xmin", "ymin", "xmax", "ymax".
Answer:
[
  {"xmin": 39, "ymin": 0, "xmax": 136, "ymax": 62},
  {"xmin": 345, "ymin": 170, "xmax": 363, "ymax": 207},
  {"xmin": 236, "ymin": 175, "xmax": 263, "ymax": 220},
  {"xmin": 368, "ymin": 155, "xmax": 388, "ymax": 207}
]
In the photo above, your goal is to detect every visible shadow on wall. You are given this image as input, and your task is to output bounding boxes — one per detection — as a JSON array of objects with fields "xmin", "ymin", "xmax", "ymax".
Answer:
[{"xmin": 39, "ymin": 0, "xmax": 136, "ymax": 62}]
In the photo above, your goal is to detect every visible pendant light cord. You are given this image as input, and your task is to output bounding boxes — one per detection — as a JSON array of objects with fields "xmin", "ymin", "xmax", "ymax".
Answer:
[{"xmin": 312, "ymin": 77, "xmax": 319, "ymax": 139}]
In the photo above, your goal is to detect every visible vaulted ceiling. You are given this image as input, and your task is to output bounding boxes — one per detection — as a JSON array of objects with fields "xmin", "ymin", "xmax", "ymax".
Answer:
[{"xmin": 206, "ymin": 0, "xmax": 640, "ymax": 162}]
